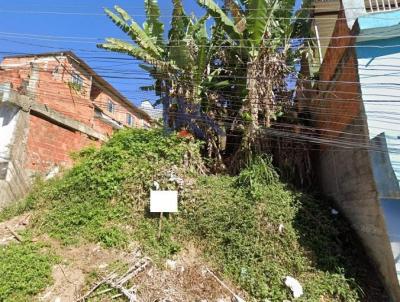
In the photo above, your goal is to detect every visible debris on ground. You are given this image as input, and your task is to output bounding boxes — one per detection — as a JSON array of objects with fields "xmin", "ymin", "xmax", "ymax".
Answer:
[
  {"xmin": 284, "ymin": 276, "xmax": 303, "ymax": 299},
  {"xmin": 165, "ymin": 259, "xmax": 177, "ymax": 271},
  {"xmin": 45, "ymin": 166, "xmax": 60, "ymax": 180},
  {"xmin": 168, "ymin": 170, "xmax": 184, "ymax": 187},
  {"xmin": 0, "ymin": 129, "xmax": 389, "ymax": 301},
  {"xmin": 73, "ymin": 246, "xmax": 236, "ymax": 302},
  {"xmin": 76, "ymin": 249, "xmax": 149, "ymax": 301},
  {"xmin": 206, "ymin": 267, "xmax": 245, "ymax": 302},
  {"xmin": 153, "ymin": 181, "xmax": 161, "ymax": 190},
  {"xmin": 0, "ymin": 213, "xmax": 30, "ymax": 245},
  {"xmin": 278, "ymin": 223, "xmax": 284, "ymax": 234}
]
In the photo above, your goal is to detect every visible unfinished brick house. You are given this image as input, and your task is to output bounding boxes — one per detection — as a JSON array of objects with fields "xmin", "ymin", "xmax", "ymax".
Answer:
[
  {"xmin": 300, "ymin": 0, "xmax": 400, "ymax": 300},
  {"xmin": 0, "ymin": 51, "xmax": 151, "ymax": 206}
]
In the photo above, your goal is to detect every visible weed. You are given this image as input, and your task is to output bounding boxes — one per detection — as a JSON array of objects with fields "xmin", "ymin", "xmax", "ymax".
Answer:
[
  {"xmin": 0, "ymin": 243, "xmax": 56, "ymax": 301},
  {"xmin": 235, "ymin": 155, "xmax": 279, "ymax": 200},
  {"xmin": 180, "ymin": 173, "xmax": 362, "ymax": 301},
  {"xmin": 0, "ymin": 128, "xmax": 385, "ymax": 301},
  {"xmin": 134, "ymin": 218, "xmax": 181, "ymax": 261},
  {"xmin": 13, "ymin": 129, "xmax": 201, "ymax": 248}
]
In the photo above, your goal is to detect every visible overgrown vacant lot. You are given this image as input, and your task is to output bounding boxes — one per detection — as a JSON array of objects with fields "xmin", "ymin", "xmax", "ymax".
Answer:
[{"xmin": 0, "ymin": 129, "xmax": 388, "ymax": 301}]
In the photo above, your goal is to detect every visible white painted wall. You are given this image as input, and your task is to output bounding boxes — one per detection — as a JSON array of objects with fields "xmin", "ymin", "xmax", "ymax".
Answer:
[
  {"xmin": 0, "ymin": 103, "xmax": 20, "ymax": 162},
  {"xmin": 0, "ymin": 83, "xmax": 19, "ymax": 162}
]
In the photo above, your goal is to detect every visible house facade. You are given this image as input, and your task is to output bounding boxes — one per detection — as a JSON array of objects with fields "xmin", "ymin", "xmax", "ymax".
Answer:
[
  {"xmin": 0, "ymin": 51, "xmax": 151, "ymax": 207},
  {"xmin": 304, "ymin": 0, "xmax": 400, "ymax": 300}
]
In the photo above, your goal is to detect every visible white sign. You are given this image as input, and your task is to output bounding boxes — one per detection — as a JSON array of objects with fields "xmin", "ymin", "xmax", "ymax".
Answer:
[{"xmin": 150, "ymin": 190, "xmax": 178, "ymax": 213}]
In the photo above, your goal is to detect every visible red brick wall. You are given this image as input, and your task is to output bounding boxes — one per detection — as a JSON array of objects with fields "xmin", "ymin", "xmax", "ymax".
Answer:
[
  {"xmin": 311, "ymin": 9, "xmax": 362, "ymax": 140},
  {"xmin": 0, "ymin": 69, "xmax": 27, "ymax": 92},
  {"xmin": 26, "ymin": 114, "xmax": 100, "ymax": 173},
  {"xmin": 92, "ymin": 89, "xmax": 145, "ymax": 128},
  {"xmin": 1, "ymin": 54, "xmax": 151, "ymax": 174},
  {"xmin": 35, "ymin": 66, "xmax": 95, "ymax": 126},
  {"xmin": 93, "ymin": 117, "xmax": 114, "ymax": 137},
  {"xmin": 318, "ymin": 10, "xmax": 355, "ymax": 82}
]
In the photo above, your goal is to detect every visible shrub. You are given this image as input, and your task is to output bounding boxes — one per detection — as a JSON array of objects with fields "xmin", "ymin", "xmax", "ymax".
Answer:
[{"xmin": 0, "ymin": 243, "xmax": 56, "ymax": 301}]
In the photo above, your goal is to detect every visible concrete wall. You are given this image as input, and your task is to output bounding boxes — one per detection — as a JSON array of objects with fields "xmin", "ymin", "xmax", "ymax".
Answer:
[
  {"xmin": 381, "ymin": 198, "xmax": 400, "ymax": 281},
  {"xmin": 318, "ymin": 116, "xmax": 400, "ymax": 301},
  {"xmin": 0, "ymin": 99, "xmax": 19, "ymax": 162},
  {"xmin": 356, "ymin": 35, "xmax": 400, "ymax": 285},
  {"xmin": 0, "ymin": 91, "xmax": 105, "ymax": 207},
  {"xmin": 0, "ymin": 92, "xmax": 31, "ymax": 207},
  {"xmin": 306, "ymin": 7, "xmax": 400, "ymax": 300}
]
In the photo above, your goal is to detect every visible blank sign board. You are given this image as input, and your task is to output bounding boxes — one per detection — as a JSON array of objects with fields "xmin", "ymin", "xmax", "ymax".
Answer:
[{"xmin": 150, "ymin": 190, "xmax": 178, "ymax": 213}]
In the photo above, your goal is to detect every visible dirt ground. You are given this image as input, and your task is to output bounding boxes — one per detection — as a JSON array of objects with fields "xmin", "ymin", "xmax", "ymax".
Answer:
[
  {"xmin": 38, "ymin": 241, "xmax": 238, "ymax": 302},
  {"xmin": 0, "ymin": 212, "xmax": 31, "ymax": 245},
  {"xmin": 37, "ymin": 237, "xmax": 128, "ymax": 302},
  {"xmin": 1, "ymin": 214, "xmax": 243, "ymax": 302}
]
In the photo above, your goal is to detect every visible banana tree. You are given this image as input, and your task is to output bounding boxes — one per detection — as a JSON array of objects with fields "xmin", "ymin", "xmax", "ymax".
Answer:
[
  {"xmin": 98, "ymin": 0, "xmax": 231, "ymax": 165},
  {"xmin": 98, "ymin": 0, "xmax": 176, "ymax": 97},
  {"xmin": 197, "ymin": 0, "xmax": 296, "ymax": 165}
]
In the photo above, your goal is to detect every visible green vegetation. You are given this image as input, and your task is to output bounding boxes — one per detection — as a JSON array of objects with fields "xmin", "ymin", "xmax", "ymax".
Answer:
[
  {"xmin": 182, "ymin": 175, "xmax": 361, "ymax": 300},
  {"xmin": 99, "ymin": 0, "xmax": 303, "ymax": 171},
  {"xmin": 0, "ymin": 243, "xmax": 56, "ymax": 301},
  {"xmin": 68, "ymin": 81, "xmax": 83, "ymax": 92},
  {"xmin": 0, "ymin": 129, "xmax": 382, "ymax": 300},
  {"xmin": 24, "ymin": 129, "xmax": 202, "ymax": 247}
]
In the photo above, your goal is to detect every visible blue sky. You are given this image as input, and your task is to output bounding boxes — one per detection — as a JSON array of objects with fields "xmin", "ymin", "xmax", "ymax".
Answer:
[{"xmin": 0, "ymin": 0, "xmax": 301, "ymax": 106}]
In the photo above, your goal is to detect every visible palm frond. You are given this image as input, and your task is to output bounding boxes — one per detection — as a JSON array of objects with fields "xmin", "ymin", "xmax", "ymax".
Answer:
[
  {"xmin": 98, "ymin": 38, "xmax": 176, "ymax": 72},
  {"xmin": 245, "ymin": 0, "xmax": 280, "ymax": 56},
  {"xmin": 197, "ymin": 0, "xmax": 241, "ymax": 41},
  {"xmin": 143, "ymin": 0, "xmax": 165, "ymax": 48},
  {"xmin": 193, "ymin": 17, "xmax": 210, "ymax": 101},
  {"xmin": 104, "ymin": 6, "xmax": 163, "ymax": 58},
  {"xmin": 168, "ymin": 0, "xmax": 190, "ymax": 41},
  {"xmin": 168, "ymin": 0, "xmax": 192, "ymax": 69},
  {"xmin": 224, "ymin": 0, "xmax": 246, "ymax": 32}
]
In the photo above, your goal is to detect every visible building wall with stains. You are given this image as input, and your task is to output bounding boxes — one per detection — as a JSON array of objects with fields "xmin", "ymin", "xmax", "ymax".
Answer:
[
  {"xmin": 305, "ymin": 5, "xmax": 400, "ymax": 300},
  {"xmin": 0, "ymin": 52, "xmax": 151, "ymax": 207}
]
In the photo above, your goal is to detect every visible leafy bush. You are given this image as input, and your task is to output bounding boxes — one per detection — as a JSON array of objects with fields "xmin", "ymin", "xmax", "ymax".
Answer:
[
  {"xmin": 25, "ymin": 128, "xmax": 201, "ymax": 248},
  {"xmin": 1, "ymin": 128, "xmax": 384, "ymax": 301},
  {"xmin": 181, "ymin": 175, "xmax": 362, "ymax": 301},
  {"xmin": 0, "ymin": 243, "xmax": 56, "ymax": 301},
  {"xmin": 235, "ymin": 155, "xmax": 279, "ymax": 200}
]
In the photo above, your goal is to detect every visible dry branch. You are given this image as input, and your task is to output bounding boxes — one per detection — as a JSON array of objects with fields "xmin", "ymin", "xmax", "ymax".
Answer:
[
  {"xmin": 5, "ymin": 226, "xmax": 23, "ymax": 242},
  {"xmin": 77, "ymin": 253, "xmax": 150, "ymax": 302}
]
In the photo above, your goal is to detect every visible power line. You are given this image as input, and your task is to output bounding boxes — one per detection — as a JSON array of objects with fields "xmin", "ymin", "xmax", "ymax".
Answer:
[
  {"xmin": 1, "ymin": 8, "xmax": 400, "ymax": 21},
  {"xmin": 3, "ymin": 33, "xmax": 400, "ymax": 50},
  {"xmin": 2, "ymin": 30, "xmax": 400, "ymax": 43},
  {"xmin": 0, "ymin": 75, "xmax": 396, "ymax": 146}
]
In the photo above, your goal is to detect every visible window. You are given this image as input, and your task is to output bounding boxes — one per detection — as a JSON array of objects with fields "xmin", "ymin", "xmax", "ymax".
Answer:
[
  {"xmin": 52, "ymin": 66, "xmax": 59, "ymax": 76},
  {"xmin": 71, "ymin": 72, "xmax": 83, "ymax": 89},
  {"xmin": 126, "ymin": 113, "xmax": 134, "ymax": 126},
  {"xmin": 107, "ymin": 99, "xmax": 115, "ymax": 114}
]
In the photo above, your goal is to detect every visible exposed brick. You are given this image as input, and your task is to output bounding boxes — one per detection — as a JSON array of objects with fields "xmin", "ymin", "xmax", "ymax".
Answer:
[{"xmin": 0, "ymin": 53, "xmax": 152, "ymax": 175}]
